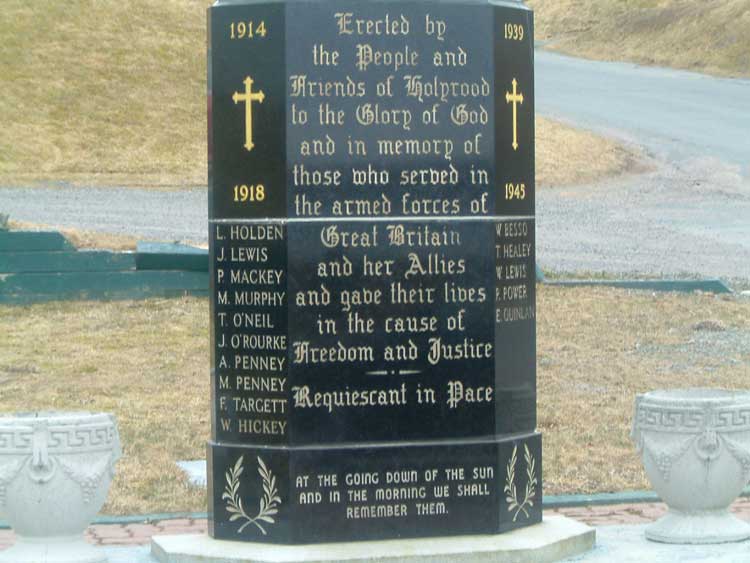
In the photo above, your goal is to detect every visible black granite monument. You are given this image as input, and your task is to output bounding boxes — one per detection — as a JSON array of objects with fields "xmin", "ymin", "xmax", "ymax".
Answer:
[{"xmin": 208, "ymin": 0, "xmax": 538, "ymax": 544}]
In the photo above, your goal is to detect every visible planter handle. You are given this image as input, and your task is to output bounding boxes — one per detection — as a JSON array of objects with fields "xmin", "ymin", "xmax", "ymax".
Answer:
[{"xmin": 29, "ymin": 421, "xmax": 55, "ymax": 484}]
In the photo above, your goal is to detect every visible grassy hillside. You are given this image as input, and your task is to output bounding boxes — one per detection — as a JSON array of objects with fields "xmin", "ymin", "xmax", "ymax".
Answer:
[
  {"xmin": 529, "ymin": 0, "xmax": 750, "ymax": 77},
  {"xmin": 0, "ymin": 0, "xmax": 639, "ymax": 188},
  {"xmin": 0, "ymin": 0, "xmax": 211, "ymax": 186},
  {"xmin": 536, "ymin": 117, "xmax": 643, "ymax": 188}
]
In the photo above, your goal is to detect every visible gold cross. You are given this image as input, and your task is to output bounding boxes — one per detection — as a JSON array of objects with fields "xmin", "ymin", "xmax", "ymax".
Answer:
[
  {"xmin": 505, "ymin": 78, "xmax": 524, "ymax": 151},
  {"xmin": 233, "ymin": 76, "xmax": 265, "ymax": 152}
]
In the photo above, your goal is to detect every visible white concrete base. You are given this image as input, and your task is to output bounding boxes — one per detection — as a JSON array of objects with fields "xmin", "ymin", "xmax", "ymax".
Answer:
[
  {"xmin": 151, "ymin": 515, "xmax": 594, "ymax": 563},
  {"xmin": 0, "ymin": 535, "xmax": 107, "ymax": 563},
  {"xmin": 646, "ymin": 509, "xmax": 750, "ymax": 544}
]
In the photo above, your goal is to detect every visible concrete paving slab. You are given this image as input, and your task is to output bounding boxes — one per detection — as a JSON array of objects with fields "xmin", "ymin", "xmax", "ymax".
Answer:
[
  {"xmin": 151, "ymin": 516, "xmax": 594, "ymax": 563},
  {"xmin": 561, "ymin": 524, "xmax": 750, "ymax": 562},
  {"xmin": 104, "ymin": 545, "xmax": 153, "ymax": 563},
  {"xmin": 97, "ymin": 522, "xmax": 750, "ymax": 563}
]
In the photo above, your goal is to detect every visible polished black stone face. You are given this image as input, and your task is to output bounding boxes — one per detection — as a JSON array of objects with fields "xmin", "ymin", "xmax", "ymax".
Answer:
[
  {"xmin": 209, "ymin": 1, "xmax": 534, "ymax": 220},
  {"xmin": 211, "ymin": 218, "xmax": 535, "ymax": 446},
  {"xmin": 208, "ymin": 0, "xmax": 536, "ymax": 544},
  {"xmin": 208, "ymin": 433, "xmax": 542, "ymax": 543}
]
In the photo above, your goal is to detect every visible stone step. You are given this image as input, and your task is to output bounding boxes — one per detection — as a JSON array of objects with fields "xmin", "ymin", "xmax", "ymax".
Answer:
[
  {"xmin": 0, "ymin": 231, "xmax": 74, "ymax": 252},
  {"xmin": 135, "ymin": 242, "xmax": 208, "ymax": 272},
  {"xmin": 544, "ymin": 279, "xmax": 732, "ymax": 294},
  {"xmin": 0, "ymin": 251, "xmax": 136, "ymax": 273},
  {"xmin": 151, "ymin": 516, "xmax": 595, "ymax": 563}
]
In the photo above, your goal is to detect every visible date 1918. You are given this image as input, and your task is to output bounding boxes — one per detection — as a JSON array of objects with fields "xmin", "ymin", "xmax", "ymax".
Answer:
[{"xmin": 233, "ymin": 184, "xmax": 265, "ymax": 203}]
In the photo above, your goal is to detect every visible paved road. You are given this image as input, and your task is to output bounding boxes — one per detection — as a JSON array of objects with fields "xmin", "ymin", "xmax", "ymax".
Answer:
[
  {"xmin": 536, "ymin": 51, "xmax": 750, "ymax": 174},
  {"xmin": 535, "ymin": 51, "xmax": 750, "ymax": 282}
]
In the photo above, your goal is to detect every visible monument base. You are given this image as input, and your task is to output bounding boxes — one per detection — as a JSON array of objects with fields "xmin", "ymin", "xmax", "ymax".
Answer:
[
  {"xmin": 208, "ymin": 434, "xmax": 543, "ymax": 543},
  {"xmin": 151, "ymin": 515, "xmax": 594, "ymax": 563}
]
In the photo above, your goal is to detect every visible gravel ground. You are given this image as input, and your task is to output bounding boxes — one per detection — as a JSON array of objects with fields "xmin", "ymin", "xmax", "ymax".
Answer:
[
  {"xmin": 637, "ymin": 326, "xmax": 750, "ymax": 374},
  {"xmin": 536, "ymin": 50, "xmax": 750, "ymax": 286},
  {"xmin": 0, "ymin": 185, "xmax": 207, "ymax": 244},
  {"xmin": 538, "ymin": 152, "xmax": 750, "ymax": 284}
]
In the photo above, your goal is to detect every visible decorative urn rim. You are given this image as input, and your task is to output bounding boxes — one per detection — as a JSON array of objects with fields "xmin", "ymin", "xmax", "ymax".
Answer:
[
  {"xmin": 632, "ymin": 387, "xmax": 750, "ymax": 486},
  {"xmin": 638, "ymin": 388, "xmax": 750, "ymax": 408},
  {"xmin": 631, "ymin": 388, "xmax": 750, "ymax": 543},
  {"xmin": 0, "ymin": 410, "xmax": 114, "ymax": 424},
  {"xmin": 0, "ymin": 411, "xmax": 121, "ymax": 454},
  {"xmin": 632, "ymin": 388, "xmax": 750, "ymax": 443},
  {"xmin": 0, "ymin": 411, "xmax": 122, "ymax": 560}
]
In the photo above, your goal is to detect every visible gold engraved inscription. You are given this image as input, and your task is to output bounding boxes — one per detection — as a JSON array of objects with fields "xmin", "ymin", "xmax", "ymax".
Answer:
[
  {"xmin": 230, "ymin": 21, "xmax": 267, "ymax": 39},
  {"xmin": 505, "ymin": 78, "xmax": 524, "ymax": 151},
  {"xmin": 233, "ymin": 76, "xmax": 265, "ymax": 152}
]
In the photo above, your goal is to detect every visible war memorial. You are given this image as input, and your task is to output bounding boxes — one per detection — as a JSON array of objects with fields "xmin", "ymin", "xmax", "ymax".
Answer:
[{"xmin": 158, "ymin": 0, "xmax": 587, "ymax": 559}]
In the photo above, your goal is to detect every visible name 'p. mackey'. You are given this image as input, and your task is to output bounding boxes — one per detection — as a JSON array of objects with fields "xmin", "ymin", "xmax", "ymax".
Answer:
[{"xmin": 207, "ymin": 0, "xmax": 539, "ymax": 543}]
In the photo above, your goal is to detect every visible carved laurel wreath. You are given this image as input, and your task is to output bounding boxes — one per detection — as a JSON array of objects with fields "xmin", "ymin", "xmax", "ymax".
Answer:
[
  {"xmin": 504, "ymin": 444, "xmax": 537, "ymax": 522},
  {"xmin": 222, "ymin": 456, "xmax": 281, "ymax": 535}
]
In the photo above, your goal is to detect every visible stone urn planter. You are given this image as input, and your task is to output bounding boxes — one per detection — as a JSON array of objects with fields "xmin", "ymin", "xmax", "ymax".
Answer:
[
  {"xmin": 0, "ymin": 411, "xmax": 121, "ymax": 562},
  {"xmin": 632, "ymin": 389, "xmax": 750, "ymax": 544}
]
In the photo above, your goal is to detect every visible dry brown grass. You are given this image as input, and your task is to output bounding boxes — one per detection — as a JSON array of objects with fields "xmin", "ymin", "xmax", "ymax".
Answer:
[
  {"xmin": 528, "ymin": 0, "xmax": 750, "ymax": 77},
  {"xmin": 539, "ymin": 287, "xmax": 750, "ymax": 494},
  {"xmin": 1, "ymin": 288, "xmax": 749, "ymax": 513},
  {"xmin": 0, "ymin": 0, "xmax": 212, "ymax": 187},
  {"xmin": 0, "ymin": 1, "xmax": 636, "ymax": 189},
  {"xmin": 0, "ymin": 298, "xmax": 209, "ymax": 514},
  {"xmin": 536, "ymin": 117, "xmax": 644, "ymax": 188}
]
